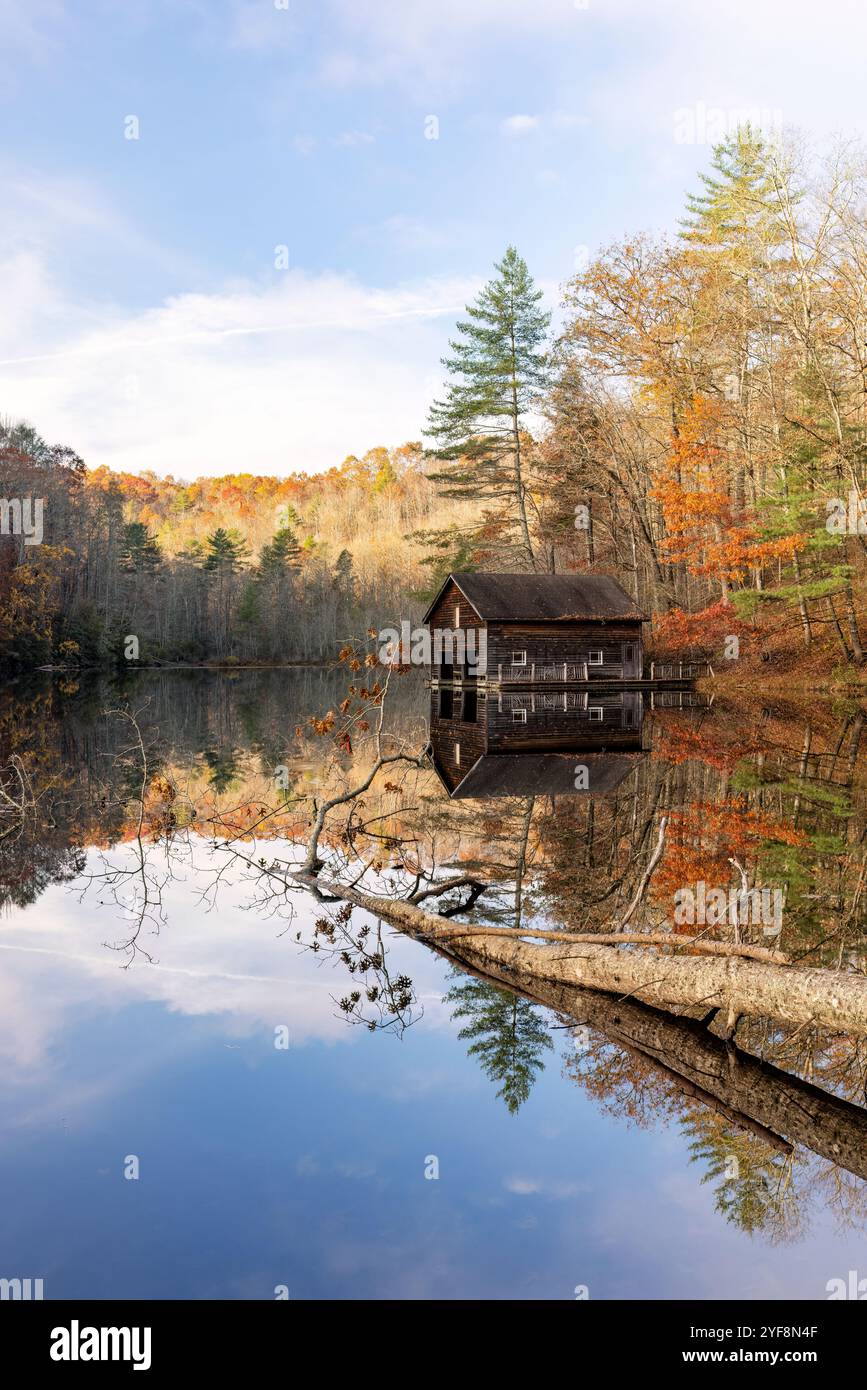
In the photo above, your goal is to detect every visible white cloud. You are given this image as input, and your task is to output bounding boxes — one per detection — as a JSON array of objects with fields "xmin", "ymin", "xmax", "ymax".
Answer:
[
  {"xmin": 500, "ymin": 112, "xmax": 590, "ymax": 138},
  {"xmin": 581, "ymin": 0, "xmax": 867, "ymax": 151},
  {"xmin": 551, "ymin": 113, "xmax": 591, "ymax": 130},
  {"xmin": 380, "ymin": 215, "xmax": 455, "ymax": 252},
  {"xmin": 0, "ymin": 167, "xmax": 487, "ymax": 478},
  {"xmin": 503, "ymin": 1176, "xmax": 589, "ymax": 1198},
  {"xmin": 0, "ymin": 166, "xmax": 185, "ymax": 275},
  {"xmin": 315, "ymin": 0, "xmax": 581, "ymax": 91},
  {"xmin": 501, "ymin": 114, "xmax": 541, "ymax": 136},
  {"xmin": 0, "ymin": 245, "xmax": 478, "ymax": 476},
  {"xmin": 225, "ymin": 0, "xmax": 299, "ymax": 52},
  {"xmin": 314, "ymin": 0, "xmax": 867, "ymax": 149},
  {"xmin": 333, "ymin": 129, "xmax": 375, "ymax": 147}
]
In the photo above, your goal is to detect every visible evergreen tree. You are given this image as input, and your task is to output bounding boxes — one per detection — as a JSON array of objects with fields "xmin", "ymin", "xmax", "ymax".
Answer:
[
  {"xmin": 680, "ymin": 123, "xmax": 787, "ymax": 262},
  {"xmin": 259, "ymin": 526, "xmax": 301, "ymax": 582},
  {"xmin": 446, "ymin": 970, "xmax": 552, "ymax": 1113},
  {"xmin": 179, "ymin": 538, "xmax": 205, "ymax": 566},
  {"xmin": 332, "ymin": 549, "xmax": 356, "ymax": 606},
  {"xmin": 412, "ymin": 525, "xmax": 479, "ymax": 600},
  {"xmin": 426, "ymin": 246, "xmax": 550, "ymax": 567},
  {"xmin": 118, "ymin": 522, "xmax": 162, "ymax": 573},
  {"xmin": 236, "ymin": 579, "xmax": 262, "ymax": 646},
  {"xmin": 203, "ymin": 528, "xmax": 249, "ymax": 656},
  {"xmin": 203, "ymin": 527, "xmax": 250, "ymax": 575}
]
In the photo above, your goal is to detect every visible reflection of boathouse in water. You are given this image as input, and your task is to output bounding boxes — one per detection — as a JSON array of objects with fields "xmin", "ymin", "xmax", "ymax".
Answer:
[{"xmin": 428, "ymin": 685, "xmax": 646, "ymax": 798}]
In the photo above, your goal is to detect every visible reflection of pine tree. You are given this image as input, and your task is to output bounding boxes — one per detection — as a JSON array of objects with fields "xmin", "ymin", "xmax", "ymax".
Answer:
[
  {"xmin": 202, "ymin": 746, "xmax": 239, "ymax": 794},
  {"xmin": 681, "ymin": 1110, "xmax": 802, "ymax": 1241},
  {"xmin": 446, "ymin": 969, "xmax": 552, "ymax": 1113}
]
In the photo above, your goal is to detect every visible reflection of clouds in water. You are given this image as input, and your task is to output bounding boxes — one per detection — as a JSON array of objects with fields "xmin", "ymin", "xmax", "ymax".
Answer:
[
  {"xmin": 502, "ymin": 1176, "xmax": 590, "ymax": 1198},
  {"xmin": 0, "ymin": 836, "xmax": 453, "ymax": 1081}
]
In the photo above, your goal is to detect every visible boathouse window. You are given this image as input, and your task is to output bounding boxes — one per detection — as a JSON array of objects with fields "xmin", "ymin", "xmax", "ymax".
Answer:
[
  {"xmin": 454, "ymin": 742, "xmax": 461, "ymax": 765},
  {"xmin": 588, "ymin": 650, "xmax": 604, "ymax": 666},
  {"xmin": 589, "ymin": 706, "xmax": 604, "ymax": 721},
  {"xmin": 512, "ymin": 708, "xmax": 527, "ymax": 723},
  {"xmin": 455, "ymin": 605, "xmax": 460, "ymax": 627},
  {"xmin": 624, "ymin": 644, "xmax": 634, "ymax": 664},
  {"xmin": 511, "ymin": 650, "xmax": 527, "ymax": 665}
]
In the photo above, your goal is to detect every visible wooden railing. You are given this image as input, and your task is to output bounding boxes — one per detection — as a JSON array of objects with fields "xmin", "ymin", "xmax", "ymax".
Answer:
[
  {"xmin": 648, "ymin": 660, "xmax": 714, "ymax": 681},
  {"xmin": 496, "ymin": 660, "xmax": 589, "ymax": 683},
  {"xmin": 649, "ymin": 688, "xmax": 712, "ymax": 709}
]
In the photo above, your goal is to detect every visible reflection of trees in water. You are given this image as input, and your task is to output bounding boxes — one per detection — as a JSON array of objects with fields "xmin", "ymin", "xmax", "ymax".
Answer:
[
  {"xmin": 0, "ymin": 838, "xmax": 85, "ymax": 910},
  {"xmin": 5, "ymin": 673, "xmax": 867, "ymax": 1239},
  {"xmin": 201, "ymin": 746, "xmax": 240, "ymax": 794},
  {"xmin": 681, "ymin": 1114, "xmax": 805, "ymax": 1242},
  {"xmin": 0, "ymin": 667, "xmax": 427, "ymax": 907},
  {"xmin": 445, "ymin": 968, "xmax": 553, "ymax": 1113},
  {"xmin": 553, "ymin": 978, "xmax": 867, "ymax": 1241}
]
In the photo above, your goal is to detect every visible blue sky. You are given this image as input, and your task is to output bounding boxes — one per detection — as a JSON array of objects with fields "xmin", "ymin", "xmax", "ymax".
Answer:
[{"xmin": 2, "ymin": 0, "xmax": 867, "ymax": 476}]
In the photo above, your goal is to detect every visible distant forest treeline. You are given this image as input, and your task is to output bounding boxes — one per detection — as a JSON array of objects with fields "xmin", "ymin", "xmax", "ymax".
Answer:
[
  {"xmin": 3, "ymin": 125, "xmax": 867, "ymax": 674},
  {"xmin": 0, "ymin": 433, "xmax": 475, "ymax": 669}
]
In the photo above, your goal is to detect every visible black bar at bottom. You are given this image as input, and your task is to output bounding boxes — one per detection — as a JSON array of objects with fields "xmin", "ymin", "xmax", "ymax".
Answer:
[{"xmin": 2, "ymin": 1298, "xmax": 862, "ymax": 1374}]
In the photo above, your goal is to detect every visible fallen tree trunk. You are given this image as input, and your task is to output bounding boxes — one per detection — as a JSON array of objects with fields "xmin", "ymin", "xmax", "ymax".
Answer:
[
  {"xmin": 408, "ymin": 924, "xmax": 788, "ymax": 964},
  {"xmin": 295, "ymin": 870, "xmax": 867, "ymax": 1037}
]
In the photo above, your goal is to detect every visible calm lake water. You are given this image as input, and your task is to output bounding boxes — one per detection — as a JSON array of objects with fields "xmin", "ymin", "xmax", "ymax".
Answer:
[{"xmin": 0, "ymin": 669, "xmax": 865, "ymax": 1299}]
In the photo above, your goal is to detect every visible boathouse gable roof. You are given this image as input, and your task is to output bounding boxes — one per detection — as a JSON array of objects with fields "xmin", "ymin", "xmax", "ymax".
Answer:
[{"xmin": 422, "ymin": 572, "xmax": 645, "ymax": 625}]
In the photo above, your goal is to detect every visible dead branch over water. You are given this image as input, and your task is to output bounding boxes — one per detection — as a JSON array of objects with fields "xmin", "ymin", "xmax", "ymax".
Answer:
[{"xmin": 295, "ymin": 867, "xmax": 867, "ymax": 1037}]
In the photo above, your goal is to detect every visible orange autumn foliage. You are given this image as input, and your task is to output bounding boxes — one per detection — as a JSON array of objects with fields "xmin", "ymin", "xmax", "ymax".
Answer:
[
  {"xmin": 651, "ymin": 396, "xmax": 808, "ymax": 585},
  {"xmin": 652, "ymin": 598, "xmax": 752, "ymax": 659},
  {"xmin": 652, "ymin": 798, "xmax": 810, "ymax": 907}
]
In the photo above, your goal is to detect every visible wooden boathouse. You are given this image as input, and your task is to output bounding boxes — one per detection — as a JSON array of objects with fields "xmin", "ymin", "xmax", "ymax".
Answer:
[{"xmin": 422, "ymin": 572, "xmax": 646, "ymax": 686}]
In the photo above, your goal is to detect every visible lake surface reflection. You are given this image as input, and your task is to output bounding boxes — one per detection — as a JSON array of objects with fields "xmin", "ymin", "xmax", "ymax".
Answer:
[{"xmin": 0, "ymin": 669, "xmax": 866, "ymax": 1299}]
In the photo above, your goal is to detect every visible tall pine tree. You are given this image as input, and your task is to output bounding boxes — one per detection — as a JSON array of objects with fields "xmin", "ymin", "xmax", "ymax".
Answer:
[{"xmin": 426, "ymin": 246, "xmax": 550, "ymax": 568}]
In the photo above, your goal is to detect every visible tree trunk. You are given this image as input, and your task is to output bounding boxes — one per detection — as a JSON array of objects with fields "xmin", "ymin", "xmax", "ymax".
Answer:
[
  {"xmin": 842, "ymin": 575, "xmax": 864, "ymax": 663},
  {"xmin": 295, "ymin": 873, "xmax": 867, "ymax": 1037},
  {"xmin": 792, "ymin": 551, "xmax": 812, "ymax": 646}
]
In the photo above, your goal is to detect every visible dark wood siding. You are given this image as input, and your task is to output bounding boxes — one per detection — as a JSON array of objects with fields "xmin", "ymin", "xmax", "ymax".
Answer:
[
  {"xmin": 486, "ymin": 620, "xmax": 642, "ymax": 680},
  {"xmin": 487, "ymin": 689, "xmax": 642, "ymax": 749},
  {"xmin": 429, "ymin": 685, "xmax": 487, "ymax": 790},
  {"xmin": 425, "ymin": 579, "xmax": 487, "ymax": 678},
  {"xmin": 425, "ymin": 583, "xmax": 644, "ymax": 680}
]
